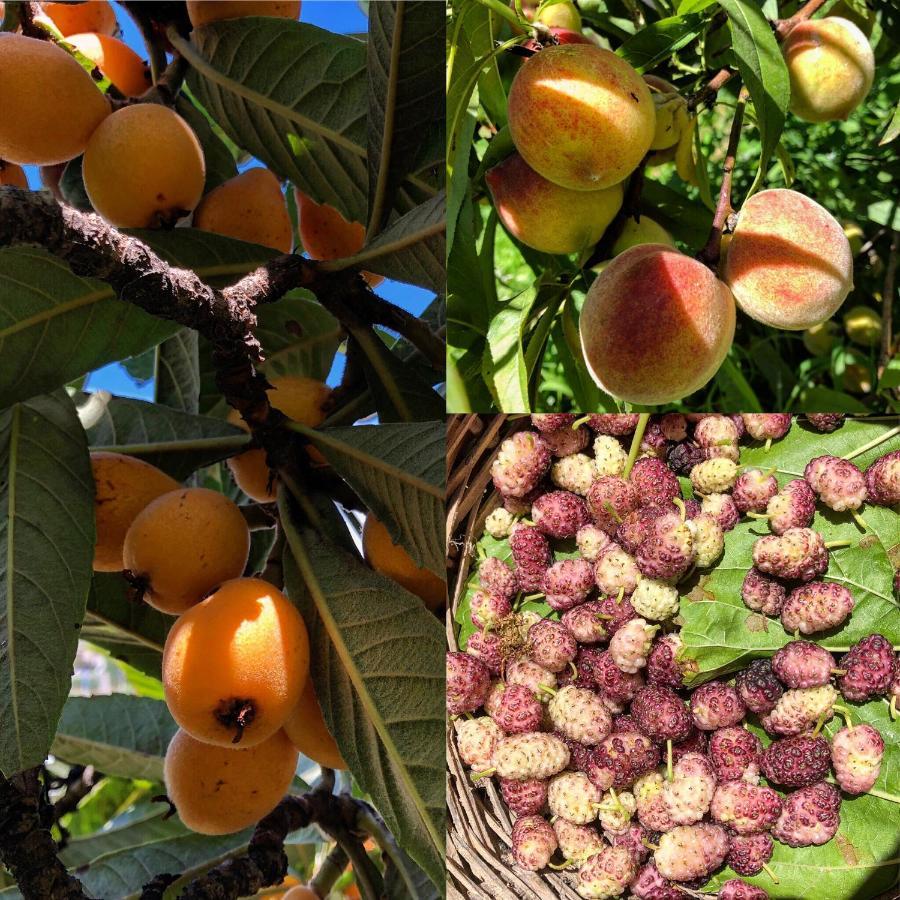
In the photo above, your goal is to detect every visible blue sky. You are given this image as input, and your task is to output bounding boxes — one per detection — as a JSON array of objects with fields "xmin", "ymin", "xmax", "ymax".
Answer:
[{"xmin": 34, "ymin": 1, "xmax": 433, "ymax": 401}]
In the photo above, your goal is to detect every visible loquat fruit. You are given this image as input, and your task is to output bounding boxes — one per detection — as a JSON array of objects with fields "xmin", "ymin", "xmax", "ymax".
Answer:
[
  {"xmin": 0, "ymin": 33, "xmax": 110, "ymax": 166},
  {"xmin": 65, "ymin": 32, "xmax": 151, "ymax": 98},
  {"xmin": 363, "ymin": 514, "xmax": 445, "ymax": 611},
  {"xmin": 283, "ymin": 887, "xmax": 319, "ymax": 900},
  {"xmin": 0, "ymin": 161, "xmax": 28, "ymax": 188},
  {"xmin": 283, "ymin": 677, "xmax": 346, "ymax": 770},
  {"xmin": 226, "ymin": 376, "xmax": 332, "ymax": 502},
  {"xmin": 90, "ymin": 451, "xmax": 179, "ymax": 572},
  {"xmin": 162, "ymin": 577, "xmax": 310, "ymax": 747},
  {"xmin": 194, "ymin": 167, "xmax": 293, "ymax": 252},
  {"xmin": 83, "ymin": 104, "xmax": 205, "ymax": 228},
  {"xmin": 164, "ymin": 727, "xmax": 298, "ymax": 835},
  {"xmin": 187, "ymin": 1, "xmax": 301, "ymax": 28},
  {"xmin": 123, "ymin": 487, "xmax": 250, "ymax": 614},
  {"xmin": 42, "ymin": 0, "xmax": 117, "ymax": 36}
]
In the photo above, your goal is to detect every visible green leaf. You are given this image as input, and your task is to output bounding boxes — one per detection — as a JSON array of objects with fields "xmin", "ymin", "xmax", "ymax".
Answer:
[
  {"xmin": 0, "ymin": 391, "xmax": 95, "ymax": 776},
  {"xmin": 280, "ymin": 500, "xmax": 444, "ymax": 892},
  {"xmin": 175, "ymin": 94, "xmax": 239, "ymax": 194},
  {"xmin": 483, "ymin": 284, "xmax": 538, "ymax": 412},
  {"xmin": 301, "ymin": 421, "xmax": 444, "ymax": 575},
  {"xmin": 462, "ymin": 2, "xmax": 508, "ymax": 128},
  {"xmin": 155, "ymin": 329, "xmax": 200, "ymax": 414},
  {"xmin": 58, "ymin": 155, "xmax": 92, "ymax": 211},
  {"xmin": 879, "ymin": 98, "xmax": 900, "ymax": 146},
  {"xmin": 681, "ymin": 419, "xmax": 900, "ymax": 682},
  {"xmin": 81, "ymin": 394, "xmax": 248, "ymax": 481},
  {"xmin": 640, "ymin": 179, "xmax": 713, "ymax": 248},
  {"xmin": 718, "ymin": 0, "xmax": 789, "ymax": 196},
  {"xmin": 617, "ymin": 14, "xmax": 706, "ymax": 73},
  {"xmin": 52, "ymin": 695, "xmax": 177, "ymax": 782},
  {"xmin": 366, "ymin": 2, "xmax": 445, "ymax": 234}
]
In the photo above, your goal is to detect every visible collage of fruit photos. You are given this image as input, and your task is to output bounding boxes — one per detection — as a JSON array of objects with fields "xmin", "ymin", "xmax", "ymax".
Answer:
[{"xmin": 0, "ymin": 1, "xmax": 897, "ymax": 900}]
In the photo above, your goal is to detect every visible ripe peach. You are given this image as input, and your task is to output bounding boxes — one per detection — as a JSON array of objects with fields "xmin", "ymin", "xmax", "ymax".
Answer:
[
  {"xmin": 83, "ymin": 104, "xmax": 205, "ymax": 228},
  {"xmin": 723, "ymin": 189, "xmax": 853, "ymax": 330},
  {"xmin": 187, "ymin": 1, "xmax": 301, "ymax": 27},
  {"xmin": 363, "ymin": 514, "xmax": 446, "ymax": 610},
  {"xmin": 194, "ymin": 168, "xmax": 292, "ymax": 252},
  {"xmin": 65, "ymin": 33, "xmax": 150, "ymax": 98},
  {"xmin": 843, "ymin": 305, "xmax": 881, "ymax": 347},
  {"xmin": 42, "ymin": 0, "xmax": 117, "ymax": 35},
  {"xmin": 485, "ymin": 152, "xmax": 622, "ymax": 255},
  {"xmin": 0, "ymin": 161, "xmax": 28, "ymax": 188},
  {"xmin": 536, "ymin": 0, "xmax": 581, "ymax": 30},
  {"xmin": 295, "ymin": 190, "xmax": 383, "ymax": 287},
  {"xmin": 123, "ymin": 487, "xmax": 250, "ymax": 614},
  {"xmin": 164, "ymin": 727, "xmax": 298, "ymax": 835},
  {"xmin": 611, "ymin": 215, "xmax": 675, "ymax": 255},
  {"xmin": 162, "ymin": 577, "xmax": 309, "ymax": 747},
  {"xmin": 0, "ymin": 33, "xmax": 110, "ymax": 165},
  {"xmin": 226, "ymin": 375, "xmax": 332, "ymax": 502},
  {"xmin": 579, "ymin": 244, "xmax": 735, "ymax": 405},
  {"xmin": 91, "ymin": 451, "xmax": 180, "ymax": 572},
  {"xmin": 283, "ymin": 678, "xmax": 346, "ymax": 770},
  {"xmin": 803, "ymin": 321, "xmax": 840, "ymax": 356},
  {"xmin": 507, "ymin": 44, "xmax": 655, "ymax": 191},
  {"xmin": 782, "ymin": 17, "xmax": 874, "ymax": 122}
]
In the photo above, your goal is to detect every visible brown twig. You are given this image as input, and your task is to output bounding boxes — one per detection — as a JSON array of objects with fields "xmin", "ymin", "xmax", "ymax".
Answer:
[
  {"xmin": 774, "ymin": 0, "xmax": 827, "ymax": 40},
  {"xmin": 687, "ymin": 67, "xmax": 735, "ymax": 112},
  {"xmin": 583, "ymin": 157, "xmax": 648, "ymax": 270},
  {"xmin": 878, "ymin": 230, "xmax": 898, "ymax": 380},
  {"xmin": 697, "ymin": 86, "xmax": 749, "ymax": 268}
]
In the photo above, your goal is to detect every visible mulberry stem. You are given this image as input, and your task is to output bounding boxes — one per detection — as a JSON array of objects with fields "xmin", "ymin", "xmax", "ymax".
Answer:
[
  {"xmin": 832, "ymin": 704, "xmax": 853, "ymax": 727},
  {"xmin": 762, "ymin": 862, "xmax": 780, "ymax": 884},
  {"xmin": 622, "ymin": 414, "xmax": 651, "ymax": 479},
  {"xmin": 672, "ymin": 497, "xmax": 686, "ymax": 523},
  {"xmin": 666, "ymin": 739, "xmax": 674, "ymax": 782},
  {"xmin": 850, "ymin": 509, "xmax": 870, "ymax": 532},
  {"xmin": 824, "ymin": 540, "xmax": 853, "ymax": 550}
]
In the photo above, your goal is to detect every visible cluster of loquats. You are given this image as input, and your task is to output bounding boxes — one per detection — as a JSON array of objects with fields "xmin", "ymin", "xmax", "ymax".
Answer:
[
  {"xmin": 481, "ymin": 2, "xmax": 877, "ymax": 406},
  {"xmin": 89, "ymin": 450, "xmax": 345, "ymax": 837},
  {"xmin": 449, "ymin": 413, "xmax": 899, "ymax": 898},
  {"xmin": 0, "ymin": 0, "xmax": 376, "ymax": 270}
]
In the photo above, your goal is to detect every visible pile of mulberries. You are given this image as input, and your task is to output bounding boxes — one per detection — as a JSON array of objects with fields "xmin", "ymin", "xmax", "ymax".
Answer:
[{"xmin": 450, "ymin": 415, "xmax": 897, "ymax": 898}]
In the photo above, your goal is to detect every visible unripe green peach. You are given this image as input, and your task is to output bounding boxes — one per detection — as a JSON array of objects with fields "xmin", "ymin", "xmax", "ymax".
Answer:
[
  {"xmin": 843, "ymin": 305, "xmax": 882, "ymax": 347},
  {"xmin": 580, "ymin": 243, "xmax": 736, "ymax": 405},
  {"xmin": 486, "ymin": 152, "xmax": 622, "ymax": 254},
  {"xmin": 723, "ymin": 189, "xmax": 853, "ymax": 331},
  {"xmin": 783, "ymin": 17, "xmax": 874, "ymax": 123},
  {"xmin": 803, "ymin": 320, "xmax": 840, "ymax": 356},
  {"xmin": 843, "ymin": 221, "xmax": 864, "ymax": 256},
  {"xmin": 842, "ymin": 363, "xmax": 872, "ymax": 394},
  {"xmin": 611, "ymin": 216, "xmax": 675, "ymax": 255},
  {"xmin": 536, "ymin": 0, "xmax": 581, "ymax": 30},
  {"xmin": 508, "ymin": 44, "xmax": 655, "ymax": 191}
]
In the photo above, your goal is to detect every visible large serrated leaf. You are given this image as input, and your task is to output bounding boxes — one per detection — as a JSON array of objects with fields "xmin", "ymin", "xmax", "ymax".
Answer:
[
  {"xmin": 0, "ymin": 231, "xmax": 272, "ymax": 408},
  {"xmin": 0, "ymin": 391, "xmax": 95, "ymax": 776},
  {"xmin": 366, "ymin": 2, "xmax": 445, "ymax": 234},
  {"xmin": 179, "ymin": 18, "xmax": 433, "ymax": 225},
  {"xmin": 51, "ymin": 695, "xmax": 177, "ymax": 782},
  {"xmin": 175, "ymin": 94, "xmax": 239, "ymax": 193},
  {"xmin": 680, "ymin": 420, "xmax": 900, "ymax": 682},
  {"xmin": 155, "ymin": 330, "xmax": 200, "ymax": 414},
  {"xmin": 302, "ymin": 421, "xmax": 444, "ymax": 575},
  {"xmin": 82, "ymin": 573, "xmax": 170, "ymax": 680},
  {"xmin": 333, "ymin": 192, "xmax": 445, "ymax": 294},
  {"xmin": 280, "ymin": 504, "xmax": 444, "ymax": 894},
  {"xmin": 82, "ymin": 394, "xmax": 248, "ymax": 481}
]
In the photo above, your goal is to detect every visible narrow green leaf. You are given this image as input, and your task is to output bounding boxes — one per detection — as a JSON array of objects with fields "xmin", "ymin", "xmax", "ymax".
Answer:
[
  {"xmin": 617, "ymin": 14, "xmax": 705, "ymax": 73},
  {"xmin": 483, "ymin": 284, "xmax": 538, "ymax": 412}
]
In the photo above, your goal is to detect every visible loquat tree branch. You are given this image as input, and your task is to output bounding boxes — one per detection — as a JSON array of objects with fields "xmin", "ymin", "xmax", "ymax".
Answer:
[{"xmin": 697, "ymin": 85, "xmax": 749, "ymax": 269}]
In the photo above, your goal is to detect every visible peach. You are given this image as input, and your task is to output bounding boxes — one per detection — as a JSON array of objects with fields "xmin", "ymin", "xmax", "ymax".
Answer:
[
  {"xmin": 782, "ymin": 17, "xmax": 874, "ymax": 122},
  {"xmin": 485, "ymin": 152, "xmax": 622, "ymax": 254},
  {"xmin": 535, "ymin": 1, "xmax": 581, "ymax": 30},
  {"xmin": 579, "ymin": 244, "xmax": 735, "ymax": 405},
  {"xmin": 507, "ymin": 44, "xmax": 655, "ymax": 191},
  {"xmin": 723, "ymin": 189, "xmax": 853, "ymax": 330},
  {"xmin": 611, "ymin": 215, "xmax": 674, "ymax": 255},
  {"xmin": 66, "ymin": 33, "xmax": 151, "ymax": 98}
]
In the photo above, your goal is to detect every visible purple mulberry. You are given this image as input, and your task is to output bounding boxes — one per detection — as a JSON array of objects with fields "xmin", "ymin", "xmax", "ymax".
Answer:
[
  {"xmin": 752, "ymin": 528, "xmax": 828, "ymax": 583},
  {"xmin": 492, "ymin": 431, "xmax": 552, "ymax": 498},
  {"xmin": 591, "ymin": 728, "xmax": 661, "ymax": 790},
  {"xmin": 667, "ymin": 441, "xmax": 706, "ymax": 476},
  {"xmin": 501, "ymin": 777, "xmax": 547, "ymax": 815},
  {"xmin": 720, "ymin": 880, "xmax": 769, "ymax": 900},
  {"xmin": 479, "ymin": 556, "xmax": 518, "ymax": 601},
  {"xmin": 529, "ymin": 619, "xmax": 577, "ymax": 673},
  {"xmin": 587, "ymin": 476, "xmax": 639, "ymax": 535},
  {"xmin": 742, "ymin": 413, "xmax": 792, "ymax": 442},
  {"xmin": 864, "ymin": 449, "xmax": 900, "ymax": 506},
  {"xmin": 733, "ymin": 468, "xmax": 778, "ymax": 514},
  {"xmin": 562, "ymin": 595, "xmax": 635, "ymax": 644},
  {"xmin": 635, "ymin": 511, "xmax": 695, "ymax": 582},
  {"xmin": 771, "ymin": 640, "xmax": 836, "ymax": 688},
  {"xmin": 532, "ymin": 490, "xmax": 592, "ymax": 539},
  {"xmin": 542, "ymin": 558, "xmax": 595, "ymax": 611},
  {"xmin": 772, "ymin": 782, "xmax": 841, "ymax": 847},
  {"xmin": 781, "ymin": 581, "xmax": 854, "ymax": 635},
  {"xmin": 531, "ymin": 413, "xmax": 577, "ymax": 433},
  {"xmin": 762, "ymin": 685, "xmax": 837, "ymax": 736},
  {"xmin": 630, "ymin": 862, "xmax": 685, "ymax": 900},
  {"xmin": 447, "ymin": 651, "xmax": 491, "ymax": 715},
  {"xmin": 701, "ymin": 492, "xmax": 740, "ymax": 531},
  {"xmin": 765, "ymin": 479, "xmax": 816, "ymax": 535},
  {"xmin": 735, "ymin": 659, "xmax": 783, "ymax": 715},
  {"xmin": 804, "ymin": 455, "xmax": 867, "ymax": 511},
  {"xmin": 741, "ymin": 568, "xmax": 786, "ymax": 616},
  {"xmin": 577, "ymin": 648, "xmax": 645, "ymax": 704},
  {"xmin": 728, "ymin": 832, "xmax": 773, "ymax": 876},
  {"xmin": 630, "ymin": 457, "xmax": 682, "ymax": 507},
  {"xmin": 709, "ymin": 726, "xmax": 761, "ymax": 782},
  {"xmin": 631, "ymin": 685, "xmax": 693, "ymax": 742},
  {"xmin": 831, "ymin": 723, "xmax": 884, "ymax": 794},
  {"xmin": 511, "ymin": 814, "xmax": 557, "ymax": 870},
  {"xmin": 470, "ymin": 589, "xmax": 512, "ymax": 629},
  {"xmin": 806, "ymin": 413, "xmax": 845, "ymax": 432},
  {"xmin": 654, "ymin": 823, "xmax": 729, "ymax": 882},
  {"xmin": 838, "ymin": 634, "xmax": 896, "ymax": 701},
  {"xmin": 761, "ymin": 734, "xmax": 830, "ymax": 787},
  {"xmin": 647, "ymin": 633, "xmax": 695, "ymax": 689},
  {"xmin": 492, "ymin": 683, "xmax": 543, "ymax": 734},
  {"xmin": 710, "ymin": 780, "xmax": 782, "ymax": 834},
  {"xmin": 509, "ymin": 524, "xmax": 552, "ymax": 591},
  {"xmin": 586, "ymin": 414, "xmax": 640, "ymax": 435},
  {"xmin": 690, "ymin": 681, "xmax": 746, "ymax": 730},
  {"xmin": 466, "ymin": 631, "xmax": 503, "ymax": 674}
]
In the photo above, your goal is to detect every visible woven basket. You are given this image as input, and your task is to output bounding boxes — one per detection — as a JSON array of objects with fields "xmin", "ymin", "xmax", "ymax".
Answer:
[{"xmin": 446, "ymin": 414, "xmax": 582, "ymax": 900}]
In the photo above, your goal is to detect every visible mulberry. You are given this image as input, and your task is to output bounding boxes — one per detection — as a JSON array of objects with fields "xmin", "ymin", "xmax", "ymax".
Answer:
[
  {"xmin": 633, "ymin": 772, "xmax": 675, "ymax": 832},
  {"xmin": 667, "ymin": 441, "xmax": 706, "ymax": 476},
  {"xmin": 587, "ymin": 477, "xmax": 640, "ymax": 536},
  {"xmin": 864, "ymin": 449, "xmax": 900, "ymax": 506},
  {"xmin": 616, "ymin": 504, "xmax": 670, "ymax": 555},
  {"xmin": 686, "ymin": 512, "xmax": 724, "ymax": 568},
  {"xmin": 532, "ymin": 413, "xmax": 577, "ymax": 433},
  {"xmin": 710, "ymin": 780, "xmax": 782, "ymax": 834},
  {"xmin": 629, "ymin": 458, "xmax": 682, "ymax": 508},
  {"xmin": 511, "ymin": 814, "xmax": 558, "ymax": 870},
  {"xmin": 596, "ymin": 789, "xmax": 637, "ymax": 834},
  {"xmin": 507, "ymin": 657, "xmax": 557, "ymax": 698},
  {"xmin": 553, "ymin": 818, "xmax": 604, "ymax": 862},
  {"xmin": 533, "ymin": 490, "xmax": 592, "ymax": 539},
  {"xmin": 690, "ymin": 458, "xmax": 738, "ymax": 495},
  {"xmin": 466, "ymin": 631, "xmax": 503, "ymax": 674},
  {"xmin": 501, "ymin": 777, "xmax": 548, "ymax": 815},
  {"xmin": 647, "ymin": 633, "xmax": 693, "ymax": 689},
  {"xmin": 672, "ymin": 728, "xmax": 708, "ymax": 761},
  {"xmin": 591, "ymin": 729, "xmax": 661, "ymax": 791},
  {"xmin": 701, "ymin": 492, "xmax": 740, "ymax": 531},
  {"xmin": 548, "ymin": 771, "xmax": 603, "ymax": 824},
  {"xmin": 529, "ymin": 619, "xmax": 577, "ymax": 673},
  {"xmin": 635, "ymin": 512, "xmax": 695, "ymax": 582},
  {"xmin": 509, "ymin": 524, "xmax": 553, "ymax": 591},
  {"xmin": 576, "ymin": 846, "xmax": 638, "ymax": 899},
  {"xmin": 543, "ymin": 424, "xmax": 590, "ymax": 458},
  {"xmin": 594, "ymin": 544, "xmax": 642, "ymax": 596},
  {"xmin": 804, "ymin": 455, "xmax": 867, "ymax": 511},
  {"xmin": 549, "ymin": 685, "xmax": 613, "ymax": 746},
  {"xmin": 690, "ymin": 681, "xmax": 746, "ymax": 730},
  {"xmin": 806, "ymin": 413, "xmax": 845, "ymax": 433},
  {"xmin": 735, "ymin": 659, "xmax": 783, "ymax": 715},
  {"xmin": 484, "ymin": 507, "xmax": 516, "ymax": 539},
  {"xmin": 594, "ymin": 435, "xmax": 628, "ymax": 477},
  {"xmin": 663, "ymin": 752, "xmax": 716, "ymax": 825},
  {"xmin": 552, "ymin": 453, "xmax": 597, "ymax": 495},
  {"xmin": 629, "ymin": 863, "xmax": 685, "ymax": 900},
  {"xmin": 542, "ymin": 558, "xmax": 595, "ymax": 611},
  {"xmin": 608, "ymin": 823, "xmax": 652, "ymax": 865},
  {"xmin": 765, "ymin": 479, "xmax": 816, "ymax": 535},
  {"xmin": 492, "ymin": 431, "xmax": 551, "ymax": 498},
  {"xmin": 694, "ymin": 414, "xmax": 740, "ymax": 451},
  {"xmin": 708, "ymin": 726, "xmax": 761, "ymax": 782},
  {"xmin": 630, "ymin": 580, "xmax": 679, "ymax": 623},
  {"xmin": 727, "ymin": 832, "xmax": 773, "ymax": 877},
  {"xmin": 654, "ymin": 823, "xmax": 729, "ymax": 881},
  {"xmin": 492, "ymin": 732, "xmax": 570, "ymax": 780},
  {"xmin": 752, "ymin": 528, "xmax": 828, "ymax": 583},
  {"xmin": 479, "ymin": 556, "xmax": 518, "ymax": 601},
  {"xmin": 719, "ymin": 880, "xmax": 770, "ymax": 900},
  {"xmin": 455, "ymin": 717, "xmax": 502, "ymax": 770},
  {"xmin": 831, "ymin": 723, "xmax": 884, "ymax": 794},
  {"xmin": 733, "ymin": 468, "xmax": 778, "ymax": 514},
  {"xmin": 470, "ymin": 589, "xmax": 512, "ymax": 629},
  {"xmin": 586, "ymin": 414, "xmax": 640, "ymax": 435},
  {"xmin": 761, "ymin": 734, "xmax": 831, "ymax": 788},
  {"xmin": 838, "ymin": 634, "xmax": 896, "ymax": 701},
  {"xmin": 772, "ymin": 782, "xmax": 841, "ymax": 847},
  {"xmin": 781, "ymin": 581, "xmax": 854, "ymax": 635},
  {"xmin": 492, "ymin": 683, "xmax": 543, "ymax": 734},
  {"xmin": 609, "ymin": 618, "xmax": 657, "ymax": 674},
  {"xmin": 447, "ymin": 651, "xmax": 491, "ymax": 715},
  {"xmin": 772, "ymin": 640, "xmax": 836, "ymax": 688},
  {"xmin": 742, "ymin": 414, "xmax": 792, "ymax": 442},
  {"xmin": 577, "ymin": 649, "xmax": 645, "ymax": 704},
  {"xmin": 577, "ymin": 524, "xmax": 614, "ymax": 562},
  {"xmin": 741, "ymin": 568, "xmax": 786, "ymax": 616},
  {"xmin": 631, "ymin": 685, "xmax": 693, "ymax": 742},
  {"xmin": 762, "ymin": 684, "xmax": 837, "ymax": 736},
  {"xmin": 659, "ymin": 414, "xmax": 688, "ymax": 442},
  {"xmin": 562, "ymin": 599, "xmax": 625, "ymax": 644}
]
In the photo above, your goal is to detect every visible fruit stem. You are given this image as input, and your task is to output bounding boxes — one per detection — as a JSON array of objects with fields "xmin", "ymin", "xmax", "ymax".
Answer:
[
  {"xmin": 615, "ymin": 587, "xmax": 625, "ymax": 605},
  {"xmin": 764, "ymin": 438, "xmax": 773, "ymax": 453},
  {"xmin": 841, "ymin": 425, "xmax": 900, "ymax": 461},
  {"xmin": 850, "ymin": 510, "xmax": 870, "ymax": 532},
  {"xmin": 832, "ymin": 704, "xmax": 853, "ymax": 728},
  {"xmin": 603, "ymin": 501, "xmax": 623, "ymax": 525},
  {"xmin": 595, "ymin": 613, "xmax": 615, "ymax": 621},
  {"xmin": 666, "ymin": 739, "xmax": 673, "ymax": 782},
  {"xmin": 762, "ymin": 862, "xmax": 780, "ymax": 884},
  {"xmin": 474, "ymin": 0, "xmax": 531, "ymax": 30},
  {"xmin": 831, "ymin": 668, "xmax": 847, "ymax": 677},
  {"xmin": 824, "ymin": 540, "xmax": 853, "ymax": 550},
  {"xmin": 746, "ymin": 512, "xmax": 770, "ymax": 520},
  {"xmin": 523, "ymin": 592, "xmax": 545, "ymax": 601},
  {"xmin": 672, "ymin": 497, "xmax": 686, "ymax": 523},
  {"xmin": 471, "ymin": 768, "xmax": 495, "ymax": 781},
  {"xmin": 641, "ymin": 837, "xmax": 660, "ymax": 852},
  {"xmin": 622, "ymin": 414, "xmax": 651, "ymax": 480},
  {"xmin": 811, "ymin": 710, "xmax": 829, "ymax": 737},
  {"xmin": 548, "ymin": 858, "xmax": 575, "ymax": 871},
  {"xmin": 572, "ymin": 415, "xmax": 592, "ymax": 430}
]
